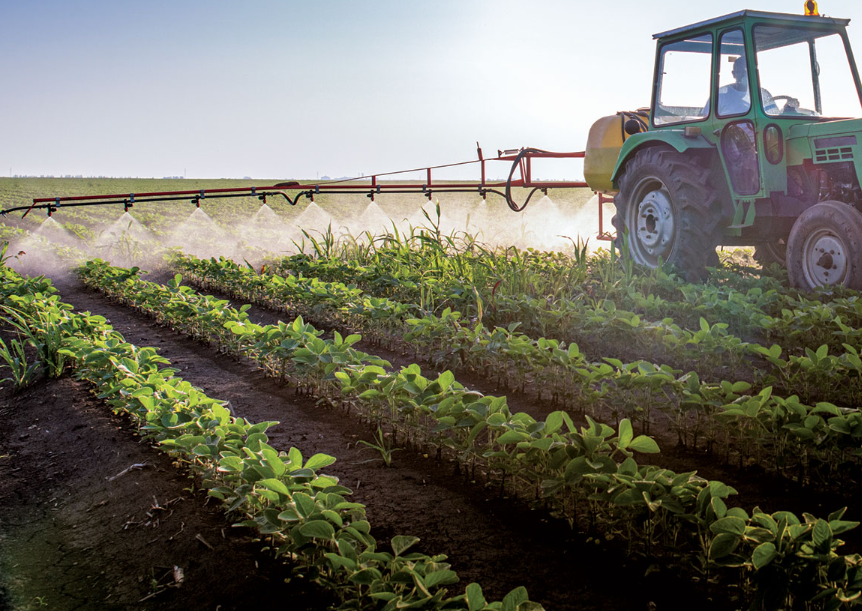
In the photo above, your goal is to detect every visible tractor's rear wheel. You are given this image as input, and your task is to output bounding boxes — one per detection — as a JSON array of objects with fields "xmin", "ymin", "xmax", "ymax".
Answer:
[
  {"xmin": 754, "ymin": 240, "xmax": 787, "ymax": 269},
  {"xmin": 787, "ymin": 201, "xmax": 862, "ymax": 290},
  {"xmin": 613, "ymin": 147, "xmax": 722, "ymax": 282}
]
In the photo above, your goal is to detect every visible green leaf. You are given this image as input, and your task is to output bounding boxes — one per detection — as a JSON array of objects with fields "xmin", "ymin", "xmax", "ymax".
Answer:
[
  {"xmin": 752, "ymin": 542, "xmax": 777, "ymax": 569},
  {"xmin": 618, "ymin": 419, "xmax": 633, "ymax": 449},
  {"xmin": 425, "ymin": 569, "xmax": 459, "ymax": 589},
  {"xmin": 709, "ymin": 480, "xmax": 731, "ymax": 498},
  {"xmin": 287, "ymin": 446, "xmax": 303, "ymax": 468},
  {"xmin": 392, "ymin": 535, "xmax": 420, "ymax": 556},
  {"xmin": 349, "ymin": 568, "xmax": 383, "ymax": 585},
  {"xmin": 502, "ymin": 586, "xmax": 530, "ymax": 611},
  {"xmin": 438, "ymin": 370, "xmax": 455, "ymax": 391},
  {"xmin": 829, "ymin": 507, "xmax": 848, "ymax": 522},
  {"xmin": 324, "ymin": 552, "xmax": 356, "ymax": 571},
  {"xmin": 497, "ymin": 430, "xmax": 529, "ymax": 444},
  {"xmin": 564, "ymin": 456, "xmax": 594, "ymax": 482},
  {"xmin": 813, "ymin": 519, "xmax": 833, "ymax": 550},
  {"xmin": 618, "ymin": 457, "xmax": 638, "ymax": 477},
  {"xmin": 709, "ymin": 533, "xmax": 740, "ymax": 560},
  {"xmin": 628, "ymin": 435, "xmax": 660, "ymax": 453},
  {"xmin": 731, "ymin": 381, "xmax": 751, "ymax": 393},
  {"xmin": 828, "ymin": 417, "xmax": 852, "ymax": 435},
  {"xmin": 727, "ymin": 507, "xmax": 750, "ymax": 520},
  {"xmin": 829, "ymin": 520, "xmax": 860, "ymax": 535},
  {"xmin": 828, "ymin": 557, "xmax": 848, "ymax": 582},
  {"xmin": 814, "ymin": 402, "xmax": 842, "ymax": 417},
  {"xmin": 466, "ymin": 583, "xmax": 487, "ymax": 611},
  {"xmin": 710, "ymin": 516, "xmax": 746, "ymax": 536},
  {"xmin": 293, "ymin": 492, "xmax": 317, "ymax": 519},
  {"xmin": 299, "ymin": 520, "xmax": 335, "ymax": 540},
  {"xmin": 369, "ymin": 592, "xmax": 398, "ymax": 602},
  {"xmin": 305, "ymin": 453, "xmax": 337, "ymax": 470},
  {"xmin": 259, "ymin": 478, "xmax": 290, "ymax": 496},
  {"xmin": 544, "ymin": 411, "xmax": 564, "ymax": 435},
  {"xmin": 561, "ymin": 412, "xmax": 576, "ymax": 433}
]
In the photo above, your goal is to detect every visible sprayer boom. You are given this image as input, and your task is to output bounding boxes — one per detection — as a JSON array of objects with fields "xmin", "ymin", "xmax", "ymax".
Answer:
[{"xmin": 6, "ymin": 146, "xmax": 592, "ymax": 219}]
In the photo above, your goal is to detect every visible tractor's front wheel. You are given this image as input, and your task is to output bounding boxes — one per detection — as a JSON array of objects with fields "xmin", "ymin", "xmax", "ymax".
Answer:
[
  {"xmin": 613, "ymin": 148, "xmax": 721, "ymax": 282},
  {"xmin": 787, "ymin": 201, "xmax": 862, "ymax": 290}
]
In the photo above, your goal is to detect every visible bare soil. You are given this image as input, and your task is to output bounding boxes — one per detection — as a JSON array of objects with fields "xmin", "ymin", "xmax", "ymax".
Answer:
[{"xmin": 0, "ymin": 270, "xmax": 856, "ymax": 611}]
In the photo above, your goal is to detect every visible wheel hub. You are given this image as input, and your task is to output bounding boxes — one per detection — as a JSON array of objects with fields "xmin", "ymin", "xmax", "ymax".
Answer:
[
  {"xmin": 635, "ymin": 189, "xmax": 674, "ymax": 258},
  {"xmin": 803, "ymin": 230, "xmax": 847, "ymax": 286}
]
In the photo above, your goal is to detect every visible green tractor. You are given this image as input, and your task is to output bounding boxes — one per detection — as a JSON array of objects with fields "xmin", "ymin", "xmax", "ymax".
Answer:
[{"xmin": 586, "ymin": 7, "xmax": 862, "ymax": 289}]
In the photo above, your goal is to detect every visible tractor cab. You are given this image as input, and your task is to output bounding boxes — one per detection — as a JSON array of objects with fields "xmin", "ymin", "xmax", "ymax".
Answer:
[
  {"xmin": 651, "ymin": 10, "xmax": 862, "ymax": 203},
  {"xmin": 602, "ymin": 8, "xmax": 862, "ymax": 289}
]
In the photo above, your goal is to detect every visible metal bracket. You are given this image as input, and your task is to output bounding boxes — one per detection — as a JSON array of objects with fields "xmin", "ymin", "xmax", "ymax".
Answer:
[{"xmin": 728, "ymin": 198, "xmax": 756, "ymax": 229}]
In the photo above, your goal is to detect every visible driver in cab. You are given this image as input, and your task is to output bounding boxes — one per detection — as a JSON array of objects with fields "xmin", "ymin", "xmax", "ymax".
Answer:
[{"xmin": 705, "ymin": 57, "xmax": 796, "ymax": 116}]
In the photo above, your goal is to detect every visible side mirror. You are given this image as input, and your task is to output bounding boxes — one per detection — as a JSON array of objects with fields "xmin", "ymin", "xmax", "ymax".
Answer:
[{"xmin": 624, "ymin": 119, "xmax": 644, "ymax": 136}]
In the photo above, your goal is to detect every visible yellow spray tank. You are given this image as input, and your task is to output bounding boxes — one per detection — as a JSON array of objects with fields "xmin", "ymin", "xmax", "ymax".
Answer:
[{"xmin": 584, "ymin": 110, "xmax": 648, "ymax": 195}]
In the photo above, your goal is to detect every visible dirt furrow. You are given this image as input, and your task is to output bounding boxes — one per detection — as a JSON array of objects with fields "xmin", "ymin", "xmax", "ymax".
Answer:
[{"xmin": 0, "ymin": 364, "xmax": 319, "ymax": 611}]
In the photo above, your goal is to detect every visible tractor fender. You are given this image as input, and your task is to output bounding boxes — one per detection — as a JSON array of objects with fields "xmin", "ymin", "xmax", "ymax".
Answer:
[{"xmin": 610, "ymin": 130, "xmax": 716, "ymax": 189}]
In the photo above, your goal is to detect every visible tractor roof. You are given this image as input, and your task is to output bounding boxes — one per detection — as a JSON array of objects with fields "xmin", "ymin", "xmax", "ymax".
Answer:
[{"xmin": 653, "ymin": 10, "xmax": 850, "ymax": 40}]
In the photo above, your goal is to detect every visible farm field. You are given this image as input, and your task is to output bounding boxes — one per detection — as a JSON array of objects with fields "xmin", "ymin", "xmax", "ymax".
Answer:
[{"xmin": 3, "ymin": 178, "xmax": 862, "ymax": 610}]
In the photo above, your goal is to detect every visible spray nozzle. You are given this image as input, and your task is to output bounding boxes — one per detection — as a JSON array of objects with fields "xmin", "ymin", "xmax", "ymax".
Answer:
[{"xmin": 47, "ymin": 197, "xmax": 62, "ymax": 216}]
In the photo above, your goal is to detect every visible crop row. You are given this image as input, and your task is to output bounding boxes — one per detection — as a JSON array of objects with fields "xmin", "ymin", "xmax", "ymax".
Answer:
[
  {"xmin": 0, "ymin": 262, "xmax": 541, "ymax": 611},
  {"xmin": 180, "ymin": 254, "xmax": 752, "ymax": 377},
  {"xmin": 276, "ymin": 235, "xmax": 862, "ymax": 358},
  {"xmin": 76, "ymin": 257, "xmax": 862, "ymax": 610},
  {"xmin": 273, "ymin": 247, "xmax": 758, "ymax": 362},
  {"xmin": 271, "ymin": 250, "xmax": 862, "ymax": 409},
  {"xmin": 172, "ymin": 254, "xmax": 862, "ymax": 481}
]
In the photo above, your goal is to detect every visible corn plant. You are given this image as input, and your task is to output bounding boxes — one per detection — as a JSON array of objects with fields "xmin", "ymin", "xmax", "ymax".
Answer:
[
  {"xmin": 0, "ymin": 337, "xmax": 41, "ymax": 392},
  {"xmin": 357, "ymin": 427, "xmax": 401, "ymax": 467}
]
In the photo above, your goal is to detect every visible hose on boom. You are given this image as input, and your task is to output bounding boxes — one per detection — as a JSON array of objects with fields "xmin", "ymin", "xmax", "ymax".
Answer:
[{"xmin": 505, "ymin": 147, "xmax": 548, "ymax": 212}]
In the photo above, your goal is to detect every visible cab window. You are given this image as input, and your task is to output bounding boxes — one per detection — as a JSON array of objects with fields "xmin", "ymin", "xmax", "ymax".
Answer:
[
  {"xmin": 754, "ymin": 25, "xmax": 862, "ymax": 118},
  {"xmin": 654, "ymin": 34, "xmax": 713, "ymax": 125}
]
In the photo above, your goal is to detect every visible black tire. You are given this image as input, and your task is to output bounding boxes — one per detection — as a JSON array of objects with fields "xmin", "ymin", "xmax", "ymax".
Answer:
[
  {"xmin": 612, "ymin": 147, "xmax": 722, "ymax": 282},
  {"xmin": 754, "ymin": 240, "xmax": 787, "ymax": 268},
  {"xmin": 787, "ymin": 201, "xmax": 862, "ymax": 290}
]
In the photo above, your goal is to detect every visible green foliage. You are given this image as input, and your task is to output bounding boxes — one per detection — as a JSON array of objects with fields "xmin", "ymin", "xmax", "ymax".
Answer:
[
  {"xmin": 2, "ymin": 259, "xmax": 542, "ymax": 611},
  {"xmin": 173, "ymin": 253, "xmax": 862, "ymax": 481},
  {"xmin": 0, "ymin": 336, "xmax": 40, "ymax": 392},
  {"xmin": 357, "ymin": 427, "xmax": 401, "ymax": 467},
  {"xmin": 77, "ymin": 257, "xmax": 862, "ymax": 609}
]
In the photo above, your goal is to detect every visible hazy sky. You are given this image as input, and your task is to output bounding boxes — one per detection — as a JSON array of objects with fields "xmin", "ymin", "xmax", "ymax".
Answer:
[{"xmin": 2, "ymin": 0, "xmax": 861, "ymax": 180}]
